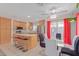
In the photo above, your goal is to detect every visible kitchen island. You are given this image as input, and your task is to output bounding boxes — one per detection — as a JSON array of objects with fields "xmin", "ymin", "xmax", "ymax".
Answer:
[{"xmin": 14, "ymin": 33, "xmax": 38, "ymax": 52}]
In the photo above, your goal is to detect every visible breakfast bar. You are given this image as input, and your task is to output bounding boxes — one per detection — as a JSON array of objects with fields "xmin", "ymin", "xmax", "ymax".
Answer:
[{"xmin": 14, "ymin": 33, "xmax": 38, "ymax": 52}]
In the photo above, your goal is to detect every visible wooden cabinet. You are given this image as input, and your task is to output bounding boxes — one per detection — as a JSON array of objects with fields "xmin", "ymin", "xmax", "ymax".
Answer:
[
  {"xmin": 0, "ymin": 17, "xmax": 11, "ymax": 44},
  {"xmin": 26, "ymin": 22, "xmax": 33, "ymax": 31},
  {"xmin": 13, "ymin": 20, "xmax": 26, "ymax": 29},
  {"xmin": 29, "ymin": 34, "xmax": 37, "ymax": 49},
  {"xmin": 14, "ymin": 34, "xmax": 38, "ymax": 51},
  {"xmin": 13, "ymin": 20, "xmax": 33, "ymax": 31},
  {"xmin": 13, "ymin": 20, "xmax": 37, "ymax": 50}
]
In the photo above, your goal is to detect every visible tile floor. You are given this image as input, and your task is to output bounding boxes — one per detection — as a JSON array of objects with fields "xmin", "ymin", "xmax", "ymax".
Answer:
[{"xmin": 0, "ymin": 43, "xmax": 46, "ymax": 56}]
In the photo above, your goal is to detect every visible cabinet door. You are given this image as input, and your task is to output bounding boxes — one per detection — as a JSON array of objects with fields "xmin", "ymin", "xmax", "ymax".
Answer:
[
  {"xmin": 0, "ymin": 17, "xmax": 11, "ymax": 44},
  {"xmin": 30, "ymin": 34, "xmax": 38, "ymax": 49},
  {"xmin": 13, "ymin": 20, "xmax": 26, "ymax": 29}
]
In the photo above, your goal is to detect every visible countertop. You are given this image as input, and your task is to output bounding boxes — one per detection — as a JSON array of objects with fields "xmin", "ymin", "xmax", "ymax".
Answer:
[{"xmin": 14, "ymin": 33, "xmax": 37, "ymax": 36}]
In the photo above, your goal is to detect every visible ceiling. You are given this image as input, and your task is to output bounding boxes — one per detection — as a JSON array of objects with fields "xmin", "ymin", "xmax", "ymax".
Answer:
[{"xmin": 0, "ymin": 3, "xmax": 78, "ymax": 22}]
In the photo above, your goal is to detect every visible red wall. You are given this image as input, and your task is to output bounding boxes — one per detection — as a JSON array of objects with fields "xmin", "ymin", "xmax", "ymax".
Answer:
[
  {"xmin": 76, "ymin": 13, "xmax": 79, "ymax": 35},
  {"xmin": 47, "ymin": 20, "xmax": 51, "ymax": 40},
  {"xmin": 64, "ymin": 19, "xmax": 72, "ymax": 45}
]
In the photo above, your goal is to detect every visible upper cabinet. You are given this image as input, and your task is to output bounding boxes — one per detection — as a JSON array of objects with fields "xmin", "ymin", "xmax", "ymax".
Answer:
[
  {"xmin": 13, "ymin": 20, "xmax": 33, "ymax": 31},
  {"xmin": 13, "ymin": 20, "xmax": 26, "ymax": 30}
]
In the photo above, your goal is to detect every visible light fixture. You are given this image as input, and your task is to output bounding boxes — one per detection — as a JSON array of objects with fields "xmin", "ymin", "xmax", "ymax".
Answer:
[
  {"xmin": 27, "ymin": 16, "xmax": 31, "ymax": 18},
  {"xmin": 51, "ymin": 9, "xmax": 56, "ymax": 13},
  {"xmin": 50, "ymin": 14, "xmax": 57, "ymax": 19}
]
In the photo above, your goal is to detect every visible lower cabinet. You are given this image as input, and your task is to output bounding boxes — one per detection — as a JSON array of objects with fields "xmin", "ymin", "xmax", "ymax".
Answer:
[{"xmin": 14, "ymin": 34, "xmax": 38, "ymax": 52}]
